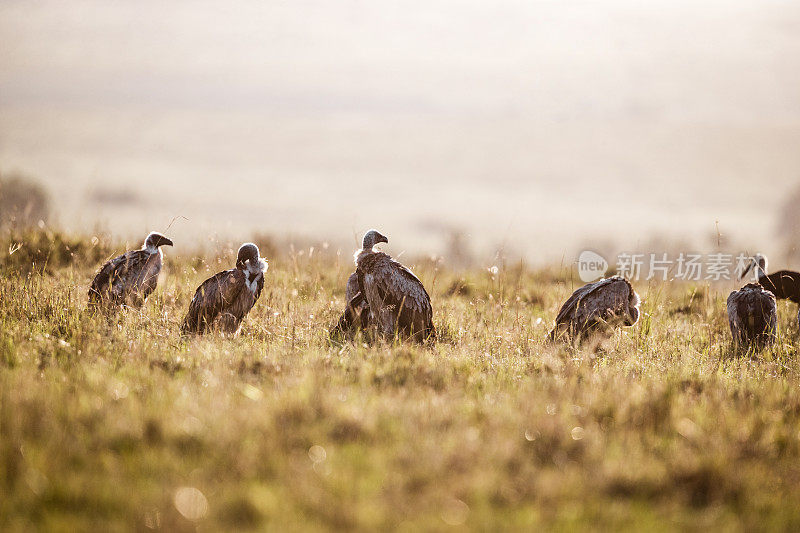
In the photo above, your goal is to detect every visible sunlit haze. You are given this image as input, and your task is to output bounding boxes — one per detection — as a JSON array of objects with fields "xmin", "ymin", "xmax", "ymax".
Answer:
[{"xmin": 2, "ymin": 0, "xmax": 799, "ymax": 260}]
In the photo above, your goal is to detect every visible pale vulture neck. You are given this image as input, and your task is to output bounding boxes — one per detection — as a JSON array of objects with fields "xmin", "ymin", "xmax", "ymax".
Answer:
[
  {"xmin": 354, "ymin": 246, "xmax": 377, "ymax": 266},
  {"xmin": 143, "ymin": 244, "xmax": 161, "ymax": 256},
  {"xmin": 245, "ymin": 258, "xmax": 268, "ymax": 275}
]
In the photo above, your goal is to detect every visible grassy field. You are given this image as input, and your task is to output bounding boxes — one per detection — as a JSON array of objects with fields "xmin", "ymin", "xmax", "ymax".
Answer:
[{"xmin": 2, "ymin": 229, "xmax": 800, "ymax": 531}]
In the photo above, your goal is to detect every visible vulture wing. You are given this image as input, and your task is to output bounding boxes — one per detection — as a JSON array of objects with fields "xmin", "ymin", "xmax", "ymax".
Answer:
[
  {"xmin": 334, "ymin": 272, "xmax": 370, "ymax": 334},
  {"xmin": 360, "ymin": 253, "xmax": 434, "ymax": 339},
  {"xmin": 182, "ymin": 269, "xmax": 246, "ymax": 334},
  {"xmin": 554, "ymin": 278, "xmax": 627, "ymax": 325},
  {"xmin": 371, "ymin": 256, "xmax": 431, "ymax": 314},
  {"xmin": 551, "ymin": 277, "xmax": 635, "ymax": 339},
  {"xmin": 345, "ymin": 272, "xmax": 360, "ymax": 303},
  {"xmin": 89, "ymin": 249, "xmax": 153, "ymax": 304},
  {"xmin": 726, "ymin": 291, "xmax": 743, "ymax": 342}
]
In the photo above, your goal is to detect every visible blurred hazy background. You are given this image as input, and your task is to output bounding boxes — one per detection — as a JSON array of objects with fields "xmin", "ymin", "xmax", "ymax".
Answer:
[{"xmin": 2, "ymin": 0, "xmax": 799, "ymax": 262}]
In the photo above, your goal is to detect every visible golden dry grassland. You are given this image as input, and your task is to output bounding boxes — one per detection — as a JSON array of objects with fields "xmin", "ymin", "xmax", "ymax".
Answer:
[{"xmin": 2, "ymin": 229, "xmax": 800, "ymax": 531}]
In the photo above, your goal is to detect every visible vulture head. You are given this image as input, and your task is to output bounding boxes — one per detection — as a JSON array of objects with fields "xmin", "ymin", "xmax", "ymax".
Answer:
[
  {"xmin": 362, "ymin": 230, "xmax": 388, "ymax": 251},
  {"xmin": 236, "ymin": 243, "xmax": 268, "ymax": 272},
  {"xmin": 625, "ymin": 291, "xmax": 641, "ymax": 326},
  {"xmin": 740, "ymin": 253, "xmax": 767, "ymax": 280},
  {"xmin": 143, "ymin": 232, "xmax": 174, "ymax": 251}
]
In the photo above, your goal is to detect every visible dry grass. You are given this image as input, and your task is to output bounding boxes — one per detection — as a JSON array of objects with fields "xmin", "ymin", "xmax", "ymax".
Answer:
[{"xmin": 2, "ymin": 229, "xmax": 800, "ymax": 531}]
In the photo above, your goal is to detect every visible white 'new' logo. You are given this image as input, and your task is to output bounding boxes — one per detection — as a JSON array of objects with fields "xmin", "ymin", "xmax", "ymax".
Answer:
[{"xmin": 577, "ymin": 250, "xmax": 608, "ymax": 282}]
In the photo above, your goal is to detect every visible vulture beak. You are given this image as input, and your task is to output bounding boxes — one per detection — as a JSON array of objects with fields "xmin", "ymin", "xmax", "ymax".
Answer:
[
  {"xmin": 158, "ymin": 236, "xmax": 174, "ymax": 247},
  {"xmin": 377, "ymin": 233, "xmax": 388, "ymax": 245}
]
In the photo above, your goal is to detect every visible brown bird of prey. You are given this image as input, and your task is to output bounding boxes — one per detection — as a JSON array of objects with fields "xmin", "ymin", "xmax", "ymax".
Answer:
[
  {"xmin": 351, "ymin": 229, "xmax": 435, "ymax": 342},
  {"xmin": 182, "ymin": 243, "xmax": 267, "ymax": 335},
  {"xmin": 88, "ymin": 231, "xmax": 173, "ymax": 307},
  {"xmin": 550, "ymin": 276, "xmax": 640, "ymax": 342},
  {"xmin": 727, "ymin": 282, "xmax": 777, "ymax": 350},
  {"xmin": 740, "ymin": 253, "xmax": 800, "ymax": 304}
]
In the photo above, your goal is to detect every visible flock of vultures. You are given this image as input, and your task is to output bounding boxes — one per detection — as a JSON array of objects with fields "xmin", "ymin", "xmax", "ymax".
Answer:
[{"xmin": 86, "ymin": 230, "xmax": 800, "ymax": 350}]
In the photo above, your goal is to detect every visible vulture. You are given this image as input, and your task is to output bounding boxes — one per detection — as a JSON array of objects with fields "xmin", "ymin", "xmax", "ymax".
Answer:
[
  {"xmin": 352, "ymin": 229, "xmax": 435, "ymax": 342},
  {"xmin": 549, "ymin": 276, "xmax": 640, "ymax": 342},
  {"xmin": 740, "ymin": 254, "xmax": 800, "ymax": 304},
  {"xmin": 727, "ymin": 283, "xmax": 777, "ymax": 350},
  {"xmin": 181, "ymin": 243, "xmax": 267, "ymax": 335},
  {"xmin": 334, "ymin": 272, "xmax": 372, "ymax": 335},
  {"xmin": 88, "ymin": 231, "xmax": 173, "ymax": 307}
]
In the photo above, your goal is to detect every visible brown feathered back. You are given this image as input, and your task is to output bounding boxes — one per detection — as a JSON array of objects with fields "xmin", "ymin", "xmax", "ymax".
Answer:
[
  {"xmin": 88, "ymin": 249, "xmax": 162, "ymax": 307},
  {"xmin": 550, "ymin": 276, "xmax": 640, "ymax": 341},
  {"xmin": 356, "ymin": 251, "xmax": 435, "ymax": 342},
  {"xmin": 727, "ymin": 283, "xmax": 777, "ymax": 350}
]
